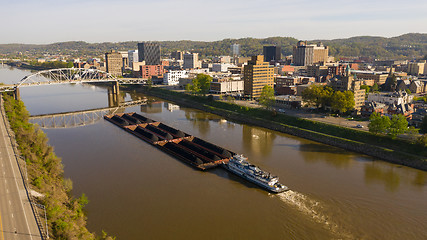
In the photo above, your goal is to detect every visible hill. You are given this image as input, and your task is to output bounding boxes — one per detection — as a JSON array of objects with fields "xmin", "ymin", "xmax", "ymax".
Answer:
[{"xmin": 1, "ymin": 33, "xmax": 426, "ymax": 60}]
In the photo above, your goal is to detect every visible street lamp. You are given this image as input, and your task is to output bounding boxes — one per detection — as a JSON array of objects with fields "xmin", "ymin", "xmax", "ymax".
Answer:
[{"xmin": 35, "ymin": 203, "xmax": 49, "ymax": 239}]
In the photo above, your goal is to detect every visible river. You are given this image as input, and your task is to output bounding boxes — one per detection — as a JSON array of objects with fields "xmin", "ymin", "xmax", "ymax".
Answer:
[{"xmin": 1, "ymin": 65, "xmax": 426, "ymax": 240}]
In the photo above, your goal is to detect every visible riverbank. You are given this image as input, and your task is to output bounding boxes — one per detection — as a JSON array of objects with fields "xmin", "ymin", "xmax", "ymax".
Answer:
[
  {"xmin": 131, "ymin": 86, "xmax": 427, "ymax": 171},
  {"xmin": 1, "ymin": 93, "xmax": 113, "ymax": 240}
]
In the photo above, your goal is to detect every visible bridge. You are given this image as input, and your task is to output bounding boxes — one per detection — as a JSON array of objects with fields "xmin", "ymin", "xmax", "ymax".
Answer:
[
  {"xmin": 29, "ymin": 100, "xmax": 147, "ymax": 129},
  {"xmin": 0, "ymin": 68, "xmax": 147, "ymax": 100}
]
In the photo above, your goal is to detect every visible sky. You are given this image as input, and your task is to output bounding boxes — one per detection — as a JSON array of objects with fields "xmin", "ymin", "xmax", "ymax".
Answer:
[{"xmin": 1, "ymin": 0, "xmax": 427, "ymax": 44}]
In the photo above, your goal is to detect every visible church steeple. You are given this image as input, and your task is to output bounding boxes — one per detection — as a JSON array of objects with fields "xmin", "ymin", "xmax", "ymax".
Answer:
[{"xmin": 345, "ymin": 64, "xmax": 351, "ymax": 77}]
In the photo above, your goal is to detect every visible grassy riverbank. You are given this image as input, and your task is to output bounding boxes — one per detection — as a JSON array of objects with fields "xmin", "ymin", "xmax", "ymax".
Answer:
[
  {"xmin": 136, "ymin": 86, "xmax": 427, "ymax": 169},
  {"xmin": 2, "ymin": 94, "xmax": 113, "ymax": 240}
]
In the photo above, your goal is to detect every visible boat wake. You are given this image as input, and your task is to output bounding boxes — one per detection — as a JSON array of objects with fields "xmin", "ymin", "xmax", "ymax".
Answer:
[{"xmin": 276, "ymin": 190, "xmax": 354, "ymax": 240}]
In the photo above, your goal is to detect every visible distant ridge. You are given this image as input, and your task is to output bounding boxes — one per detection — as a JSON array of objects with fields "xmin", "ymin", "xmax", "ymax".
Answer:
[{"xmin": 1, "ymin": 33, "xmax": 426, "ymax": 60}]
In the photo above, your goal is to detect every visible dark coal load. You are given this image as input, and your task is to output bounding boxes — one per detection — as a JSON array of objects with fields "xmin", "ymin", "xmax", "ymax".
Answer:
[
  {"xmin": 135, "ymin": 126, "xmax": 159, "ymax": 142},
  {"xmin": 123, "ymin": 114, "xmax": 142, "ymax": 124},
  {"xmin": 179, "ymin": 141, "xmax": 221, "ymax": 161},
  {"xmin": 132, "ymin": 113, "xmax": 154, "ymax": 123},
  {"xmin": 157, "ymin": 123, "xmax": 185, "ymax": 138},
  {"xmin": 163, "ymin": 143, "xmax": 202, "ymax": 164},
  {"xmin": 193, "ymin": 138, "xmax": 231, "ymax": 158},
  {"xmin": 146, "ymin": 125, "xmax": 173, "ymax": 140},
  {"xmin": 111, "ymin": 116, "xmax": 129, "ymax": 126}
]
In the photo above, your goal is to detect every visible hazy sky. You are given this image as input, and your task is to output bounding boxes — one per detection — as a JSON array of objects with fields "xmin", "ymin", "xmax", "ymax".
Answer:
[{"xmin": 2, "ymin": 0, "xmax": 427, "ymax": 44}]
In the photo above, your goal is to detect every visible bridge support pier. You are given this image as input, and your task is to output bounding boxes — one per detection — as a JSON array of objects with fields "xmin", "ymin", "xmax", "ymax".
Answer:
[
  {"xmin": 108, "ymin": 81, "xmax": 120, "ymax": 107},
  {"xmin": 13, "ymin": 87, "xmax": 20, "ymax": 100}
]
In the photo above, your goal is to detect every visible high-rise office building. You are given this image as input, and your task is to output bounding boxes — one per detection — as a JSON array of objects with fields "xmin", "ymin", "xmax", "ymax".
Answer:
[
  {"xmin": 105, "ymin": 50, "xmax": 123, "ymax": 77},
  {"xmin": 171, "ymin": 51, "xmax": 183, "ymax": 60},
  {"xmin": 293, "ymin": 41, "xmax": 328, "ymax": 66},
  {"xmin": 231, "ymin": 44, "xmax": 240, "ymax": 56},
  {"xmin": 138, "ymin": 42, "xmax": 161, "ymax": 65},
  {"xmin": 243, "ymin": 55, "xmax": 274, "ymax": 98},
  {"xmin": 263, "ymin": 46, "xmax": 281, "ymax": 62},
  {"xmin": 183, "ymin": 53, "xmax": 200, "ymax": 69},
  {"xmin": 128, "ymin": 50, "xmax": 138, "ymax": 69}
]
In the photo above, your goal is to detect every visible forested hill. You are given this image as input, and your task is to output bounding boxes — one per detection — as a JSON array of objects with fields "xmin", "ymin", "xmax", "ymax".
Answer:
[{"xmin": 1, "ymin": 33, "xmax": 426, "ymax": 60}]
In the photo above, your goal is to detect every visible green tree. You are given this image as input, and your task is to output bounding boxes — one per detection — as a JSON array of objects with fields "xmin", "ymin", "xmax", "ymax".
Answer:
[
  {"xmin": 360, "ymin": 85, "xmax": 370, "ymax": 94},
  {"xmin": 388, "ymin": 114, "xmax": 408, "ymax": 138},
  {"xmin": 416, "ymin": 134, "xmax": 427, "ymax": 147},
  {"xmin": 185, "ymin": 74, "xmax": 212, "ymax": 95},
  {"xmin": 368, "ymin": 112, "xmax": 391, "ymax": 134},
  {"xmin": 197, "ymin": 73, "xmax": 212, "ymax": 96},
  {"xmin": 405, "ymin": 89, "xmax": 411, "ymax": 94},
  {"xmin": 330, "ymin": 90, "xmax": 354, "ymax": 113},
  {"xmin": 146, "ymin": 78, "xmax": 153, "ymax": 90},
  {"xmin": 371, "ymin": 83, "xmax": 379, "ymax": 92},
  {"xmin": 302, "ymin": 85, "xmax": 332, "ymax": 108},
  {"xmin": 258, "ymin": 85, "xmax": 275, "ymax": 109}
]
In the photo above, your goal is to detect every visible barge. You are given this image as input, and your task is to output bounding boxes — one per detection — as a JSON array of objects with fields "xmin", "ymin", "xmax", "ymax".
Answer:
[{"xmin": 104, "ymin": 113, "xmax": 288, "ymax": 192}]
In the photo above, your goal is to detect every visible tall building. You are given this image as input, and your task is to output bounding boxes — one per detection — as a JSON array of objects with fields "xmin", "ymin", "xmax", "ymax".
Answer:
[
  {"xmin": 407, "ymin": 61, "xmax": 426, "ymax": 76},
  {"xmin": 293, "ymin": 41, "xmax": 328, "ymax": 66},
  {"xmin": 263, "ymin": 46, "xmax": 281, "ymax": 62},
  {"xmin": 138, "ymin": 65, "xmax": 164, "ymax": 79},
  {"xmin": 138, "ymin": 42, "xmax": 161, "ymax": 65},
  {"xmin": 243, "ymin": 55, "xmax": 274, "ymax": 98},
  {"xmin": 171, "ymin": 51, "xmax": 183, "ymax": 60},
  {"xmin": 183, "ymin": 53, "xmax": 200, "ymax": 69},
  {"xmin": 128, "ymin": 50, "xmax": 138, "ymax": 69},
  {"xmin": 105, "ymin": 50, "xmax": 123, "ymax": 77},
  {"xmin": 329, "ymin": 66, "xmax": 366, "ymax": 111},
  {"xmin": 231, "ymin": 44, "xmax": 240, "ymax": 56}
]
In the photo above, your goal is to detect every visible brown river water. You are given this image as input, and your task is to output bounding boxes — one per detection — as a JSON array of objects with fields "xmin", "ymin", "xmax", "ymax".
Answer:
[{"xmin": 2, "ymin": 65, "xmax": 427, "ymax": 240}]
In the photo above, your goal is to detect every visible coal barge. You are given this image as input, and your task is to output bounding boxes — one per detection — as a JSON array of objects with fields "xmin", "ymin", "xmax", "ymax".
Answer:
[{"xmin": 104, "ymin": 113, "xmax": 288, "ymax": 192}]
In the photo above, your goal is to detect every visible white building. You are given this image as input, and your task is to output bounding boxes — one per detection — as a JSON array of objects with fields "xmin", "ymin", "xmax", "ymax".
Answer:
[
  {"xmin": 128, "ymin": 50, "xmax": 138, "ymax": 69},
  {"xmin": 163, "ymin": 70, "xmax": 188, "ymax": 85},
  {"xmin": 210, "ymin": 79, "xmax": 244, "ymax": 94},
  {"xmin": 367, "ymin": 91, "xmax": 413, "ymax": 105},
  {"xmin": 212, "ymin": 63, "xmax": 235, "ymax": 72}
]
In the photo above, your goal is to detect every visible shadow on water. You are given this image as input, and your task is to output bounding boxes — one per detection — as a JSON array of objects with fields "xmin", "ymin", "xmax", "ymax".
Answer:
[
  {"xmin": 295, "ymin": 143, "xmax": 355, "ymax": 169},
  {"xmin": 206, "ymin": 167, "xmax": 262, "ymax": 191},
  {"xmin": 242, "ymin": 125, "xmax": 277, "ymax": 157},
  {"xmin": 364, "ymin": 163, "xmax": 401, "ymax": 192}
]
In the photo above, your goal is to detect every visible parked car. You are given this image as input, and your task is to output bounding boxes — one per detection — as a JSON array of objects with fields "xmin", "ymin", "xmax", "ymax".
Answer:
[
  {"xmin": 356, "ymin": 124, "xmax": 363, "ymax": 128},
  {"xmin": 278, "ymin": 109, "xmax": 286, "ymax": 113}
]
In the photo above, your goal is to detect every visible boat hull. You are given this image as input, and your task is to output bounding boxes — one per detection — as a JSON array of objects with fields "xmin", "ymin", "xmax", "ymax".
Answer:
[{"xmin": 224, "ymin": 164, "xmax": 289, "ymax": 193}]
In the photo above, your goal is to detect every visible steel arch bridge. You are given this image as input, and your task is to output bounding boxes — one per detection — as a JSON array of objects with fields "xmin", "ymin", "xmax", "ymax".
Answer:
[
  {"xmin": 17, "ymin": 68, "xmax": 117, "ymax": 87},
  {"xmin": 28, "ymin": 99, "xmax": 147, "ymax": 129}
]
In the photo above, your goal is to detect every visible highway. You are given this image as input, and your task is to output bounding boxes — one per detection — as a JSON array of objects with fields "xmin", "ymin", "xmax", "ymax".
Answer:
[{"xmin": 0, "ymin": 98, "xmax": 42, "ymax": 240}]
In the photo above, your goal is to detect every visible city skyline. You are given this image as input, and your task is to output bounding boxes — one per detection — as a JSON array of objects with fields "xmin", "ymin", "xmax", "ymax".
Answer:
[{"xmin": 2, "ymin": 0, "xmax": 427, "ymax": 44}]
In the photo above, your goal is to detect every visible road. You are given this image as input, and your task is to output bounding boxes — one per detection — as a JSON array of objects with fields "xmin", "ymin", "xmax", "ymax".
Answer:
[
  {"xmin": 0, "ymin": 98, "xmax": 43, "ymax": 240},
  {"xmin": 232, "ymin": 99, "xmax": 370, "ymax": 130}
]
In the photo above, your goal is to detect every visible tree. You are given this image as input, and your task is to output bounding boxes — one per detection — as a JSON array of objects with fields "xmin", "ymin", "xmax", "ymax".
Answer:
[
  {"xmin": 330, "ymin": 90, "xmax": 354, "ymax": 113},
  {"xmin": 258, "ymin": 85, "xmax": 275, "ymax": 109},
  {"xmin": 185, "ymin": 74, "xmax": 212, "ymax": 95},
  {"xmin": 197, "ymin": 74, "xmax": 212, "ymax": 96},
  {"xmin": 416, "ymin": 134, "xmax": 427, "ymax": 147},
  {"xmin": 360, "ymin": 85, "xmax": 370, "ymax": 94},
  {"xmin": 388, "ymin": 114, "xmax": 408, "ymax": 138},
  {"xmin": 368, "ymin": 112, "xmax": 391, "ymax": 134},
  {"xmin": 371, "ymin": 83, "xmax": 379, "ymax": 92},
  {"xmin": 146, "ymin": 78, "xmax": 153, "ymax": 90},
  {"xmin": 302, "ymin": 85, "xmax": 331, "ymax": 108}
]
